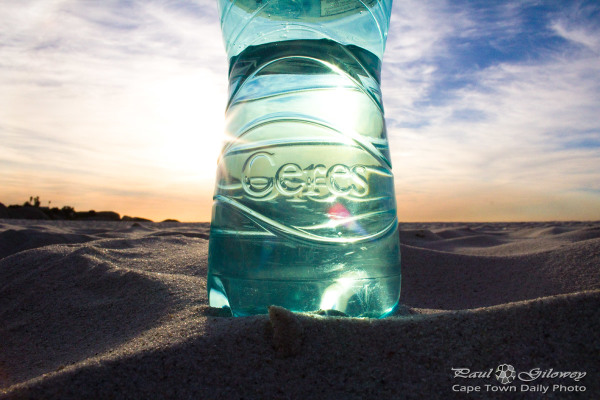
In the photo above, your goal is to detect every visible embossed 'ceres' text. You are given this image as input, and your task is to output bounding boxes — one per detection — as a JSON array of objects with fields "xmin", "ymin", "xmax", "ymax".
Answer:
[{"xmin": 241, "ymin": 152, "xmax": 369, "ymax": 199}]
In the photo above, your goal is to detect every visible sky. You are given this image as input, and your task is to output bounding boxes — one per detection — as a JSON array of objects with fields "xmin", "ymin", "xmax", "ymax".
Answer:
[{"xmin": 1, "ymin": 0, "xmax": 599, "ymax": 222}]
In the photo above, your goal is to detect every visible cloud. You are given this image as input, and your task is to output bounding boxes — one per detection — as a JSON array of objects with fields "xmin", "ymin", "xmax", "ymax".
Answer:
[
  {"xmin": 0, "ymin": 1, "xmax": 229, "ymax": 148},
  {"xmin": 549, "ymin": 0, "xmax": 600, "ymax": 53},
  {"xmin": 0, "ymin": 0, "xmax": 229, "ymax": 220},
  {"xmin": 383, "ymin": 0, "xmax": 600, "ymax": 220}
]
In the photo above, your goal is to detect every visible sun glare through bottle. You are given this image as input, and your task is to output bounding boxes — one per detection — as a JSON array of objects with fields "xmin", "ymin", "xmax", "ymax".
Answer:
[{"xmin": 208, "ymin": 0, "xmax": 400, "ymax": 317}]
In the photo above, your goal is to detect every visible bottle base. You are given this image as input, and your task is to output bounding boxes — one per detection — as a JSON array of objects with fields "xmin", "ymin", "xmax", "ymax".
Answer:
[{"xmin": 208, "ymin": 273, "xmax": 401, "ymax": 318}]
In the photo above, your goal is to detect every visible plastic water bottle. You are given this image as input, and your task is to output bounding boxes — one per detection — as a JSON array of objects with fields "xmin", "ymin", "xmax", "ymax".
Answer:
[{"xmin": 208, "ymin": 0, "xmax": 400, "ymax": 317}]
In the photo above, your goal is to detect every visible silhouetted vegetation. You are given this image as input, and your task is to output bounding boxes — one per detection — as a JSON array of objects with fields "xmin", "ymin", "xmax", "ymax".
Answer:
[
  {"xmin": 28, "ymin": 196, "xmax": 41, "ymax": 207},
  {"xmin": 0, "ymin": 196, "xmax": 159, "ymax": 222}
]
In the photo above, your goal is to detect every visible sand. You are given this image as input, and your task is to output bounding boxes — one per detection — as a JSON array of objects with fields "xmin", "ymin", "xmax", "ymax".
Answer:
[{"xmin": 0, "ymin": 219, "xmax": 598, "ymax": 399}]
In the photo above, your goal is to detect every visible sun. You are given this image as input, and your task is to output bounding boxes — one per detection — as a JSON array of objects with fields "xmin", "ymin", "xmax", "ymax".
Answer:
[{"xmin": 143, "ymin": 70, "xmax": 228, "ymax": 182}]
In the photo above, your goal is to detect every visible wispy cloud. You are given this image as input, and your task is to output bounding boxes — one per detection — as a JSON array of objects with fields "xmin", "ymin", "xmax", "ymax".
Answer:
[
  {"xmin": 383, "ymin": 0, "xmax": 600, "ymax": 220},
  {"xmin": 550, "ymin": 1, "xmax": 600, "ymax": 53},
  {"xmin": 0, "ymin": 0, "xmax": 228, "ymax": 220}
]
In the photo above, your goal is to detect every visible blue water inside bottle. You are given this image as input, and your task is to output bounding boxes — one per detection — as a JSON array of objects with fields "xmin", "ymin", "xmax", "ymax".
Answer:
[{"xmin": 208, "ymin": 0, "xmax": 400, "ymax": 317}]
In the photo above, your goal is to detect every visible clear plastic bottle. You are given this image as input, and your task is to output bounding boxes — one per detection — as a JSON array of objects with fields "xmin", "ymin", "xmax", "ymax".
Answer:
[{"xmin": 208, "ymin": 0, "xmax": 400, "ymax": 317}]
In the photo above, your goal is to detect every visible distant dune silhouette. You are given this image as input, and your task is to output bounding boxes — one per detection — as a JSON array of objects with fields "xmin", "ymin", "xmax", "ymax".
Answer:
[{"xmin": 0, "ymin": 198, "xmax": 174, "ymax": 223}]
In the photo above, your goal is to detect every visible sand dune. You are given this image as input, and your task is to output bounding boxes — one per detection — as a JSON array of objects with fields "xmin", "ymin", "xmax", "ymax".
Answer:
[{"xmin": 0, "ymin": 220, "xmax": 598, "ymax": 399}]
